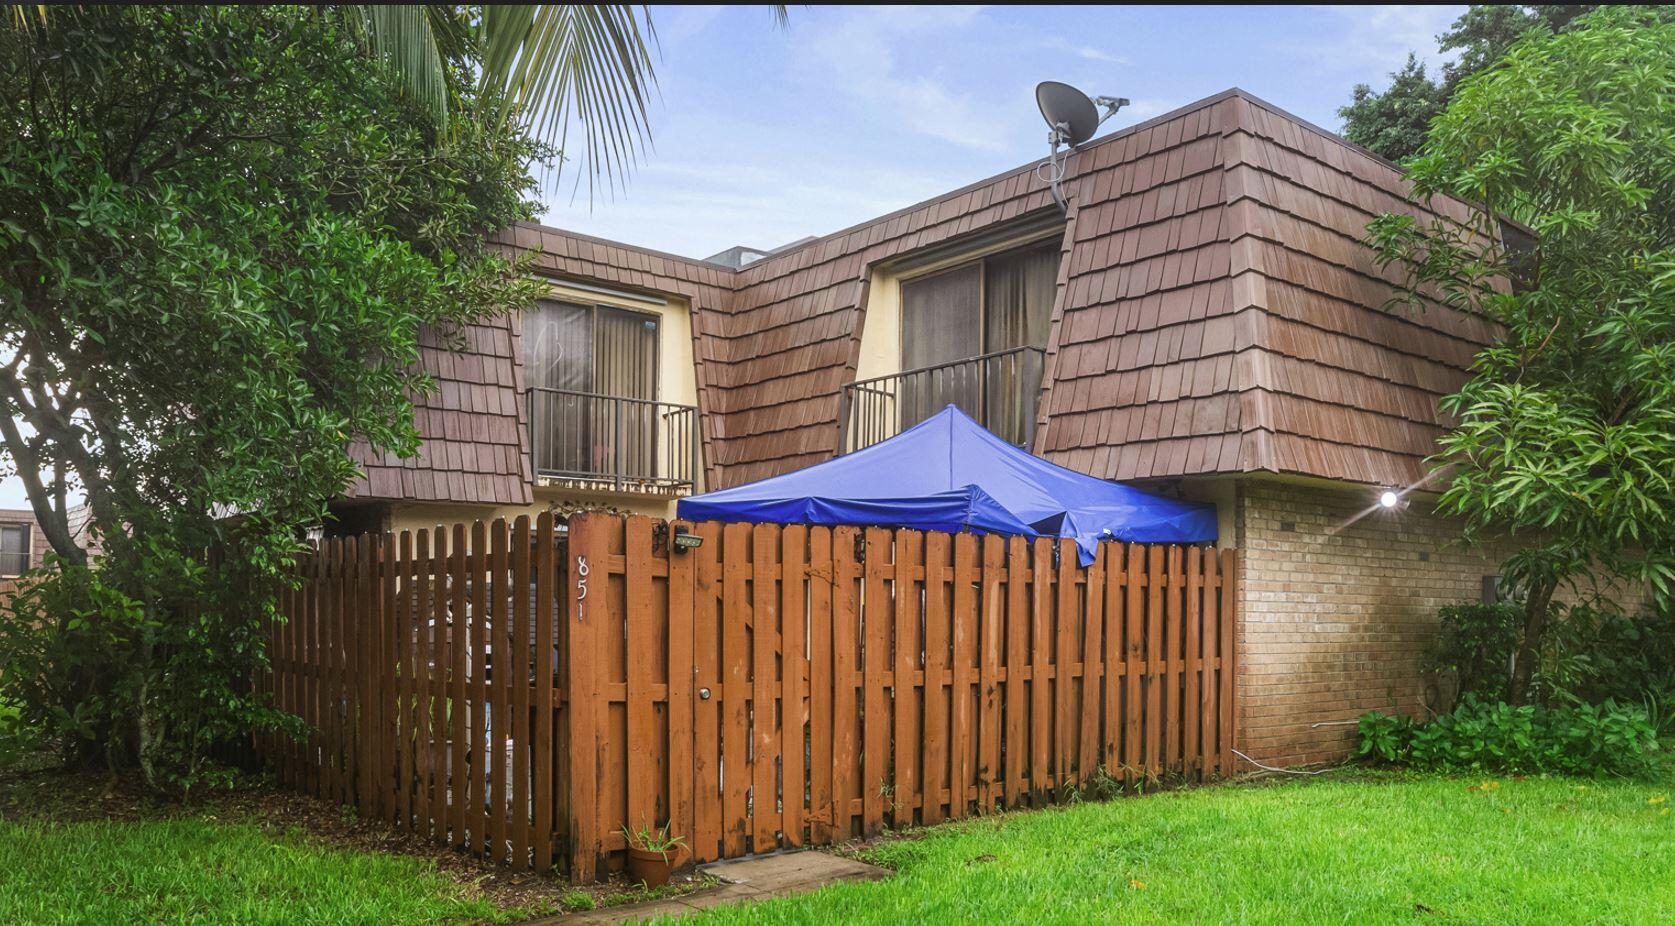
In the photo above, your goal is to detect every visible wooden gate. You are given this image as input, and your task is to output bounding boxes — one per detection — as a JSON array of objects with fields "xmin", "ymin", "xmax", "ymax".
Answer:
[{"xmin": 563, "ymin": 512, "xmax": 1238, "ymax": 882}]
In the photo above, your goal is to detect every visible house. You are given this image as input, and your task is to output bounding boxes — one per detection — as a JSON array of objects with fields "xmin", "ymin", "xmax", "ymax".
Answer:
[
  {"xmin": 332, "ymin": 88, "xmax": 1520, "ymax": 767},
  {"xmin": 0, "ymin": 508, "xmax": 52, "ymax": 578}
]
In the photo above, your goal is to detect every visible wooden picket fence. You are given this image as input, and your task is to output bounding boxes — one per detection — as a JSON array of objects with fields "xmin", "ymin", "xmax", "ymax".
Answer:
[
  {"xmin": 261, "ymin": 513, "xmax": 566, "ymax": 871},
  {"xmin": 261, "ymin": 511, "xmax": 1239, "ymax": 882}
]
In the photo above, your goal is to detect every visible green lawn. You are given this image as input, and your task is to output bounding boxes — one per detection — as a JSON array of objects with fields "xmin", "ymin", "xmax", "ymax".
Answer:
[
  {"xmin": 667, "ymin": 772, "xmax": 1675, "ymax": 926},
  {"xmin": 0, "ymin": 817, "xmax": 513, "ymax": 926}
]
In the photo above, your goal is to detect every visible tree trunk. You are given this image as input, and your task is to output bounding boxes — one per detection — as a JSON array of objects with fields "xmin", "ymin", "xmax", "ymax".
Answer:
[{"xmin": 1509, "ymin": 577, "xmax": 1557, "ymax": 706}]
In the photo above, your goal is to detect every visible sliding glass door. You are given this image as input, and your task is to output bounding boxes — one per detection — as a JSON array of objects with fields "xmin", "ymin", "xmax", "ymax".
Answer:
[{"xmin": 897, "ymin": 240, "xmax": 1058, "ymax": 442}]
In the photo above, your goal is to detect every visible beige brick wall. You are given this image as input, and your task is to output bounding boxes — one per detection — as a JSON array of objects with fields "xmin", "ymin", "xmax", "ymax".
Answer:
[{"xmin": 1234, "ymin": 478, "xmax": 1516, "ymax": 767}]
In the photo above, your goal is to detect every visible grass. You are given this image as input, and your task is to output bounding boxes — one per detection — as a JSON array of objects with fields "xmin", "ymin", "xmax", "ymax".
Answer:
[
  {"xmin": 665, "ymin": 771, "xmax": 1675, "ymax": 925},
  {"xmin": 0, "ymin": 816, "xmax": 517, "ymax": 926}
]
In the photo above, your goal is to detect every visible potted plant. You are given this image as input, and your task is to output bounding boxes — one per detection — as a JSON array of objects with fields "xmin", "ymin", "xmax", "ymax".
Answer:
[{"xmin": 622, "ymin": 821, "xmax": 688, "ymax": 888}]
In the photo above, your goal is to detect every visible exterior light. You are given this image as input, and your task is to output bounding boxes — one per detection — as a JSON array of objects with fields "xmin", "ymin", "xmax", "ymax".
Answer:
[
  {"xmin": 1378, "ymin": 490, "xmax": 1400, "ymax": 509},
  {"xmin": 672, "ymin": 525, "xmax": 703, "ymax": 552}
]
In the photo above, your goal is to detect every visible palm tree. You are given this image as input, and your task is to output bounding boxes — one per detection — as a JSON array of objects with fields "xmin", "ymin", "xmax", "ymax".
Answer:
[{"xmin": 9, "ymin": 4, "xmax": 787, "ymax": 197}]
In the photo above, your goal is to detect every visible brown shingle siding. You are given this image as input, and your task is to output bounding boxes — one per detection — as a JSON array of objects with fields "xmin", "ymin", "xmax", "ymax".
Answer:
[{"xmin": 354, "ymin": 88, "xmax": 1499, "ymax": 502}]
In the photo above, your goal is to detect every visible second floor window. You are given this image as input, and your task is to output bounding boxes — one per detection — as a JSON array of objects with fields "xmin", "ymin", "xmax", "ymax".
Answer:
[
  {"xmin": 525, "ymin": 299, "xmax": 659, "ymax": 400},
  {"xmin": 525, "ymin": 299, "xmax": 661, "ymax": 480},
  {"xmin": 894, "ymin": 241, "xmax": 1058, "ymax": 443},
  {"xmin": 0, "ymin": 523, "xmax": 29, "ymax": 576},
  {"xmin": 901, "ymin": 240, "xmax": 1058, "ymax": 371}
]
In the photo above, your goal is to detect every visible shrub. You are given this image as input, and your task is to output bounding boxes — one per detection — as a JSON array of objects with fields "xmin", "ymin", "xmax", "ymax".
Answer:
[
  {"xmin": 1426, "ymin": 600, "xmax": 1675, "ymax": 725},
  {"xmin": 1545, "ymin": 605, "xmax": 1675, "ymax": 717},
  {"xmin": 1362, "ymin": 697, "xmax": 1660, "ymax": 778},
  {"xmin": 1425, "ymin": 602, "xmax": 1522, "ymax": 702}
]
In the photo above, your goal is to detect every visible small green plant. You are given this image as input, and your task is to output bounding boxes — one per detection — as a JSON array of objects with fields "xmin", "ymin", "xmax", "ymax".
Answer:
[
  {"xmin": 621, "ymin": 821, "xmax": 686, "ymax": 858},
  {"xmin": 1357, "ymin": 711, "xmax": 1417, "ymax": 764},
  {"xmin": 561, "ymin": 890, "xmax": 595, "ymax": 911},
  {"xmin": 1083, "ymin": 765, "xmax": 1125, "ymax": 802}
]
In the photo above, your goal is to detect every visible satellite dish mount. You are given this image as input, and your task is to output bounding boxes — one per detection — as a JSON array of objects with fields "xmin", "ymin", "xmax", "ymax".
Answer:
[{"xmin": 1035, "ymin": 81, "xmax": 1128, "ymax": 212}]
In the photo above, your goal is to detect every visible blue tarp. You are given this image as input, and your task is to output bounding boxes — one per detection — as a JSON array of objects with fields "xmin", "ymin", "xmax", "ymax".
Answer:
[{"xmin": 678, "ymin": 405, "xmax": 1216, "ymax": 565}]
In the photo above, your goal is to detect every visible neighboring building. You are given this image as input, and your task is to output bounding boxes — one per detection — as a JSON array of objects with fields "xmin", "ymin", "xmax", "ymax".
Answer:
[
  {"xmin": 0, "ymin": 508, "xmax": 51, "ymax": 577},
  {"xmin": 0, "ymin": 505, "xmax": 97, "ymax": 606},
  {"xmin": 335, "ymin": 89, "xmax": 1523, "ymax": 766}
]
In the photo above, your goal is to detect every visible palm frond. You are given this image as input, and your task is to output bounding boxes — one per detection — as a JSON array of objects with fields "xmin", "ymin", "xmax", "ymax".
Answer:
[
  {"xmin": 357, "ymin": 4, "xmax": 450, "ymax": 122},
  {"xmin": 6, "ymin": 5, "xmax": 52, "ymax": 30},
  {"xmin": 481, "ymin": 4, "xmax": 659, "ymax": 201}
]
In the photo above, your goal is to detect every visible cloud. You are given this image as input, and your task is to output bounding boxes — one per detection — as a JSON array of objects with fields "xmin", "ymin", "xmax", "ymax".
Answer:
[
  {"xmin": 541, "ymin": 153, "xmax": 966, "ymax": 258},
  {"xmin": 1040, "ymin": 36, "xmax": 1129, "ymax": 66},
  {"xmin": 1298, "ymin": 5, "xmax": 1467, "ymax": 75},
  {"xmin": 791, "ymin": 6, "xmax": 1019, "ymax": 153}
]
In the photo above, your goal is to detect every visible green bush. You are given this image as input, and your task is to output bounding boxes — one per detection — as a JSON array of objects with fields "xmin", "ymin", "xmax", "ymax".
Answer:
[
  {"xmin": 1360, "ymin": 697, "xmax": 1660, "ymax": 778},
  {"xmin": 1426, "ymin": 600, "xmax": 1675, "ymax": 728},
  {"xmin": 1545, "ymin": 605, "xmax": 1675, "ymax": 725},
  {"xmin": 1425, "ymin": 602, "xmax": 1523, "ymax": 701}
]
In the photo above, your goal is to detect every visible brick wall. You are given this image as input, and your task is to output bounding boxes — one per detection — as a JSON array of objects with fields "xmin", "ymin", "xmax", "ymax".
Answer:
[{"xmin": 1234, "ymin": 478, "xmax": 1516, "ymax": 766}]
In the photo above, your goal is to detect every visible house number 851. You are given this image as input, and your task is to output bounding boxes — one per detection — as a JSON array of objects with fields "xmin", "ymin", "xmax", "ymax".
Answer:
[{"xmin": 575, "ymin": 555, "xmax": 589, "ymax": 621}]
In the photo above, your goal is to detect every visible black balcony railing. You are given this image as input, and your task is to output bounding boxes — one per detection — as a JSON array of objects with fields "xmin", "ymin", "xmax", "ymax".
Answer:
[
  {"xmin": 838, "ymin": 346, "xmax": 1046, "ymax": 453},
  {"xmin": 527, "ymin": 388, "xmax": 700, "ymax": 493}
]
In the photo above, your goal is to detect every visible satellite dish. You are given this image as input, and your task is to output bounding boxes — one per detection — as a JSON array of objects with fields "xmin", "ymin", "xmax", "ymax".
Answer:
[
  {"xmin": 1034, "ymin": 81, "xmax": 1129, "ymax": 213},
  {"xmin": 1036, "ymin": 81, "xmax": 1099, "ymax": 146}
]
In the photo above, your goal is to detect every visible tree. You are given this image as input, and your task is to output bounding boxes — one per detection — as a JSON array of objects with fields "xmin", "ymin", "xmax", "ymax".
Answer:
[
  {"xmin": 1337, "ymin": 55, "xmax": 1450, "ymax": 167},
  {"xmin": 1367, "ymin": 7, "xmax": 1675, "ymax": 704},
  {"xmin": 1340, "ymin": 5, "xmax": 1602, "ymax": 162},
  {"xmin": 0, "ymin": 6, "xmax": 544, "ymax": 786}
]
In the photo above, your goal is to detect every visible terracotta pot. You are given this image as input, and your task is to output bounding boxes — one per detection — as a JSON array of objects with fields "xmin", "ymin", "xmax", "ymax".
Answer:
[{"xmin": 625, "ymin": 843, "xmax": 689, "ymax": 888}]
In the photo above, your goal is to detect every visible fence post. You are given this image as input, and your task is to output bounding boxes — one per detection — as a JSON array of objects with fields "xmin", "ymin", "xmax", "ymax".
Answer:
[
  {"xmin": 566, "ymin": 513, "xmax": 606, "ymax": 883},
  {"xmin": 1219, "ymin": 548, "xmax": 1238, "ymax": 778}
]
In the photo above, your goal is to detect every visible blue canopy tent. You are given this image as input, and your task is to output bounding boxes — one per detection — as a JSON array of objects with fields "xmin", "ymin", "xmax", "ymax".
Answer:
[{"xmin": 678, "ymin": 406, "xmax": 1216, "ymax": 565}]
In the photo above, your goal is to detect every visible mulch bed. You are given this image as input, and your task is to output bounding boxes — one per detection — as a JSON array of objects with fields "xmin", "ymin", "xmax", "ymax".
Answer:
[{"xmin": 0, "ymin": 761, "xmax": 713, "ymax": 919}]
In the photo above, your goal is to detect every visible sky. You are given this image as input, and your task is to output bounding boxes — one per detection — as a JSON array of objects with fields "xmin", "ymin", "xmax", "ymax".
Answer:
[
  {"xmin": 0, "ymin": 4, "xmax": 1467, "ymax": 512},
  {"xmin": 536, "ymin": 4, "xmax": 1467, "ymax": 259}
]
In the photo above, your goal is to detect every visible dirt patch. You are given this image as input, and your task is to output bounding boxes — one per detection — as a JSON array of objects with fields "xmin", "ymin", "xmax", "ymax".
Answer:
[{"xmin": 0, "ymin": 763, "xmax": 714, "ymax": 920}]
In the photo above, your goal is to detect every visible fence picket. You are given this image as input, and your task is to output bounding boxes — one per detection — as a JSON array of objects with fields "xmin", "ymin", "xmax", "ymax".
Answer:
[
  {"xmin": 691, "ymin": 521, "xmax": 724, "ymax": 862},
  {"xmin": 1029, "ymin": 538, "xmax": 1051, "ymax": 805},
  {"xmin": 749, "ymin": 522, "xmax": 781, "ymax": 852},
  {"xmin": 861, "ymin": 527, "xmax": 889, "ymax": 836},
  {"xmin": 720, "ymin": 522, "xmax": 752, "ymax": 857},
  {"xmin": 830, "ymin": 525, "xmax": 861, "ymax": 840},
  {"xmin": 1003, "ymin": 537, "xmax": 1027, "ymax": 807},
  {"xmin": 806, "ymin": 526, "xmax": 834, "ymax": 846},
  {"xmin": 779, "ymin": 524, "xmax": 807, "ymax": 847},
  {"xmin": 1123, "ymin": 545, "xmax": 1143, "ymax": 784},
  {"xmin": 892, "ymin": 530, "xmax": 922, "ymax": 828},
  {"xmin": 1078, "ymin": 546, "xmax": 1104, "ymax": 782},
  {"xmin": 921, "ymin": 531, "xmax": 950, "ymax": 826},
  {"xmin": 533, "ymin": 514, "xmax": 555, "ymax": 870},
  {"xmin": 1184, "ymin": 546, "xmax": 1202, "ymax": 779}
]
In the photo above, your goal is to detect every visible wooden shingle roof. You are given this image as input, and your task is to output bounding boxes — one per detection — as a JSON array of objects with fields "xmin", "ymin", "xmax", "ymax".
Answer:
[{"xmin": 351, "ymin": 88, "xmax": 1492, "ymax": 504}]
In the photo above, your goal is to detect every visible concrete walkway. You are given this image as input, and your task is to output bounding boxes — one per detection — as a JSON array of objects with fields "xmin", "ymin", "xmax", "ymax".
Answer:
[{"xmin": 532, "ymin": 851, "xmax": 889, "ymax": 924}]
